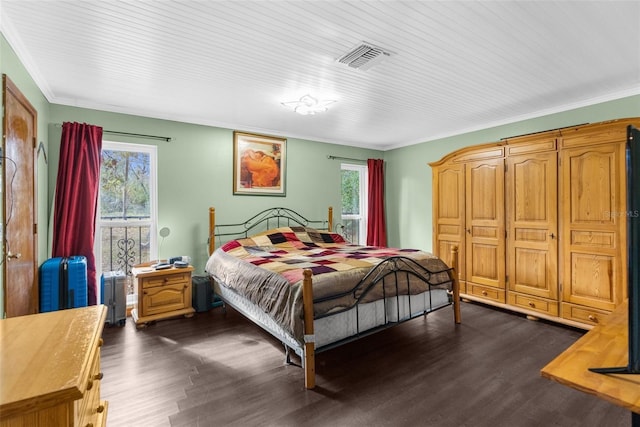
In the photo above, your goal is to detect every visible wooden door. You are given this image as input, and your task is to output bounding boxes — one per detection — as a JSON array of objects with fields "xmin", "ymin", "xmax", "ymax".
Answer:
[
  {"xmin": 465, "ymin": 158, "xmax": 505, "ymax": 292},
  {"xmin": 432, "ymin": 163, "xmax": 466, "ymax": 284},
  {"xmin": 2, "ymin": 75, "xmax": 38, "ymax": 317},
  {"xmin": 560, "ymin": 142, "xmax": 626, "ymax": 312},
  {"xmin": 507, "ymin": 151, "xmax": 558, "ymax": 300}
]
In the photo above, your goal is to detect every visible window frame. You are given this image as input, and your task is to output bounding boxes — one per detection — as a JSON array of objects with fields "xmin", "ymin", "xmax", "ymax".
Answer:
[
  {"xmin": 94, "ymin": 141, "xmax": 158, "ymax": 284},
  {"xmin": 340, "ymin": 162, "xmax": 368, "ymax": 244}
]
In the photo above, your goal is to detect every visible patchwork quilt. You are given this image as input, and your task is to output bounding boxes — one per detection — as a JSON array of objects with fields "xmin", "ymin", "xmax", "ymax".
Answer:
[{"xmin": 205, "ymin": 226, "xmax": 452, "ymax": 341}]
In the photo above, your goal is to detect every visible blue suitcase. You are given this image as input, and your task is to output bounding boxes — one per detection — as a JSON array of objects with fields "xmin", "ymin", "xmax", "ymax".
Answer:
[{"xmin": 39, "ymin": 256, "xmax": 88, "ymax": 312}]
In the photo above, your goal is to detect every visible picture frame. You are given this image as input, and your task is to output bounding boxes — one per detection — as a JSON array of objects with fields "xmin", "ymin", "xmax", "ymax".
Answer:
[{"xmin": 233, "ymin": 131, "xmax": 286, "ymax": 196}]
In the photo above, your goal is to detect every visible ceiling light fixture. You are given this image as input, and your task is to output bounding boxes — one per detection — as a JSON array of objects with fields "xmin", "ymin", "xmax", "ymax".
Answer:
[{"xmin": 281, "ymin": 94, "xmax": 336, "ymax": 115}]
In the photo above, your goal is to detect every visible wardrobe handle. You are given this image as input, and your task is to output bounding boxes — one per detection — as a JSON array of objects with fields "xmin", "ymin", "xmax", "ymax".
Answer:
[
  {"xmin": 466, "ymin": 228, "xmax": 471, "ymax": 234},
  {"xmin": 549, "ymin": 233, "xmax": 555, "ymax": 239}
]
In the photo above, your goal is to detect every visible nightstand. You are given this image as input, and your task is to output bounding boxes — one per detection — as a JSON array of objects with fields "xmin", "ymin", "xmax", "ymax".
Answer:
[{"xmin": 131, "ymin": 265, "xmax": 195, "ymax": 328}]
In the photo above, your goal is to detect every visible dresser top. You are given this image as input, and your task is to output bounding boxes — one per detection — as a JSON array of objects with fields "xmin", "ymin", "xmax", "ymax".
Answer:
[
  {"xmin": 542, "ymin": 300, "xmax": 640, "ymax": 413},
  {"xmin": 0, "ymin": 305, "xmax": 107, "ymax": 419}
]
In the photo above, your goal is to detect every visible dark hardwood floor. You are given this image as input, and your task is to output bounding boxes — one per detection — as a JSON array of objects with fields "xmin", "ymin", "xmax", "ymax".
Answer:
[{"xmin": 100, "ymin": 301, "xmax": 631, "ymax": 427}]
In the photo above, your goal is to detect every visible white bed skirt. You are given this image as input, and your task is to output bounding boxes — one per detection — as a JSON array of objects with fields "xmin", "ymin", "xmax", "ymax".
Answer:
[
  {"xmin": 213, "ymin": 279, "xmax": 451, "ymax": 355},
  {"xmin": 315, "ymin": 289, "xmax": 450, "ymax": 348}
]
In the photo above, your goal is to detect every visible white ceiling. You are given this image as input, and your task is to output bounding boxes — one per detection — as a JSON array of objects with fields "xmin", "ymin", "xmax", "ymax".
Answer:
[{"xmin": 1, "ymin": 1, "xmax": 639, "ymax": 150}]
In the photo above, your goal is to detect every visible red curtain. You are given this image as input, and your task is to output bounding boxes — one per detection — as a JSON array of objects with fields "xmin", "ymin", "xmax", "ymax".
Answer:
[
  {"xmin": 366, "ymin": 158, "xmax": 387, "ymax": 247},
  {"xmin": 52, "ymin": 122, "xmax": 103, "ymax": 305}
]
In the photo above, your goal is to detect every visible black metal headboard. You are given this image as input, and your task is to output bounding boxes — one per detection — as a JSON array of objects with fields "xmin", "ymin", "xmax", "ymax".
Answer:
[{"xmin": 208, "ymin": 206, "xmax": 333, "ymax": 254}]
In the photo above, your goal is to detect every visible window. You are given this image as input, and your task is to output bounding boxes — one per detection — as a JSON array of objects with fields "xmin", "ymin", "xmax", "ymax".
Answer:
[
  {"xmin": 340, "ymin": 163, "xmax": 368, "ymax": 244},
  {"xmin": 95, "ymin": 141, "xmax": 158, "ymax": 299}
]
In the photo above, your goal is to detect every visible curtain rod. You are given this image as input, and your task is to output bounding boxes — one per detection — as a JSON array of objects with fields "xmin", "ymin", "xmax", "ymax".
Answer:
[
  {"xmin": 327, "ymin": 155, "xmax": 366, "ymax": 163},
  {"xmin": 103, "ymin": 130, "xmax": 172, "ymax": 142},
  {"xmin": 55, "ymin": 124, "xmax": 172, "ymax": 142}
]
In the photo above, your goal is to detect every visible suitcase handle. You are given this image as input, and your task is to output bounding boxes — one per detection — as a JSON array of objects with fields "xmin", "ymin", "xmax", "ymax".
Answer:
[{"xmin": 60, "ymin": 258, "xmax": 68, "ymax": 310}]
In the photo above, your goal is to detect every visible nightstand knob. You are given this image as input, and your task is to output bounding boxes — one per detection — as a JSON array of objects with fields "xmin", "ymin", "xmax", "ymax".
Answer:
[
  {"xmin": 588, "ymin": 314, "xmax": 598, "ymax": 323},
  {"xmin": 96, "ymin": 404, "xmax": 105, "ymax": 413}
]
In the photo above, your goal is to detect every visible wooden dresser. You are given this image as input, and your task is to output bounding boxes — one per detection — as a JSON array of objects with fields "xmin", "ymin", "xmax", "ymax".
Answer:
[
  {"xmin": 0, "ymin": 305, "xmax": 108, "ymax": 426},
  {"xmin": 542, "ymin": 300, "xmax": 640, "ymax": 422}
]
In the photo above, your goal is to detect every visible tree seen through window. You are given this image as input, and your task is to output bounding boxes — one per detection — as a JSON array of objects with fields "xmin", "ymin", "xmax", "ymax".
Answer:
[{"xmin": 100, "ymin": 151, "xmax": 151, "ymax": 219}]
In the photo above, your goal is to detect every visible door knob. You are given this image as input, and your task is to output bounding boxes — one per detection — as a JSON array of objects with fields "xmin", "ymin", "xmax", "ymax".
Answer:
[{"xmin": 7, "ymin": 251, "xmax": 22, "ymax": 260}]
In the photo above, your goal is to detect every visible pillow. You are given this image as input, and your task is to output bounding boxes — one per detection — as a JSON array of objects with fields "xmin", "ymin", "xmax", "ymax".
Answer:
[{"xmin": 253, "ymin": 226, "xmax": 346, "ymax": 245}]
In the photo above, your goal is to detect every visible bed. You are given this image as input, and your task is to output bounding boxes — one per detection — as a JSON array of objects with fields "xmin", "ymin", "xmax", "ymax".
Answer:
[{"xmin": 205, "ymin": 206, "xmax": 461, "ymax": 389}]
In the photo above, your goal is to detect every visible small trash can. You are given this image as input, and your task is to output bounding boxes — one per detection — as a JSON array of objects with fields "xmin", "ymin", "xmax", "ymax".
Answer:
[{"xmin": 192, "ymin": 275, "xmax": 213, "ymax": 312}]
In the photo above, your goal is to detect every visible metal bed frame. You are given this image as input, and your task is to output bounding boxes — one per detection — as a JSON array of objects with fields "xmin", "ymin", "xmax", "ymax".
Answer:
[
  {"xmin": 207, "ymin": 206, "xmax": 461, "ymax": 389},
  {"xmin": 208, "ymin": 206, "xmax": 332, "ymax": 254}
]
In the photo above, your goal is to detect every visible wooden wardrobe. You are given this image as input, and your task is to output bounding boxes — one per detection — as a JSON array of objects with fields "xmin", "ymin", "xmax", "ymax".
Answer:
[{"xmin": 430, "ymin": 118, "xmax": 639, "ymax": 329}]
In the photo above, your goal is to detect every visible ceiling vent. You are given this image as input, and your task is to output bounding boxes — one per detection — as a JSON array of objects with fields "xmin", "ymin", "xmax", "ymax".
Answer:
[{"xmin": 337, "ymin": 42, "xmax": 392, "ymax": 71}]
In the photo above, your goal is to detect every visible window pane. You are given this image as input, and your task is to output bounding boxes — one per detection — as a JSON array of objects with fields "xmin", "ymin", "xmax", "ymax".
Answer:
[
  {"xmin": 100, "ymin": 225, "xmax": 151, "ymax": 275},
  {"xmin": 100, "ymin": 150, "xmax": 151, "ymax": 219},
  {"xmin": 341, "ymin": 169, "xmax": 360, "ymax": 215},
  {"xmin": 342, "ymin": 218, "xmax": 360, "ymax": 245}
]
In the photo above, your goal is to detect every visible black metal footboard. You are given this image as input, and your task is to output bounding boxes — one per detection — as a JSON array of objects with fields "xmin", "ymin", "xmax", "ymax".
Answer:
[{"xmin": 312, "ymin": 256, "xmax": 455, "ymax": 353}]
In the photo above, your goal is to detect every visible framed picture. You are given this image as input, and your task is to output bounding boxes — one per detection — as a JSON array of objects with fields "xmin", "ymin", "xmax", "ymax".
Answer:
[{"xmin": 233, "ymin": 131, "xmax": 286, "ymax": 196}]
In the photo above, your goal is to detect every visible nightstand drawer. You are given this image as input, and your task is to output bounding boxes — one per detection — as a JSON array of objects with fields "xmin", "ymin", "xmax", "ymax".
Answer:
[
  {"xmin": 141, "ymin": 272, "xmax": 190, "ymax": 289},
  {"xmin": 142, "ymin": 282, "xmax": 190, "ymax": 316}
]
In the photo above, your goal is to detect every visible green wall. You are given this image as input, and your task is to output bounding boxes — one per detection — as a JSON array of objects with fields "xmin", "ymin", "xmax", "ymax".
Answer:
[
  {"xmin": 384, "ymin": 95, "xmax": 640, "ymax": 251},
  {"xmin": 45, "ymin": 96, "xmax": 640, "ymax": 272},
  {"xmin": 47, "ymin": 106, "xmax": 383, "ymax": 275}
]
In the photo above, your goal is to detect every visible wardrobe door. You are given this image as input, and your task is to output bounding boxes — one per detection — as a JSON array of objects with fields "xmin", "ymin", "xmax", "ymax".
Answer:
[
  {"xmin": 432, "ymin": 163, "xmax": 466, "ymax": 285},
  {"xmin": 506, "ymin": 151, "xmax": 559, "ymax": 314},
  {"xmin": 560, "ymin": 142, "xmax": 627, "ymax": 317},
  {"xmin": 465, "ymin": 158, "xmax": 506, "ymax": 302}
]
